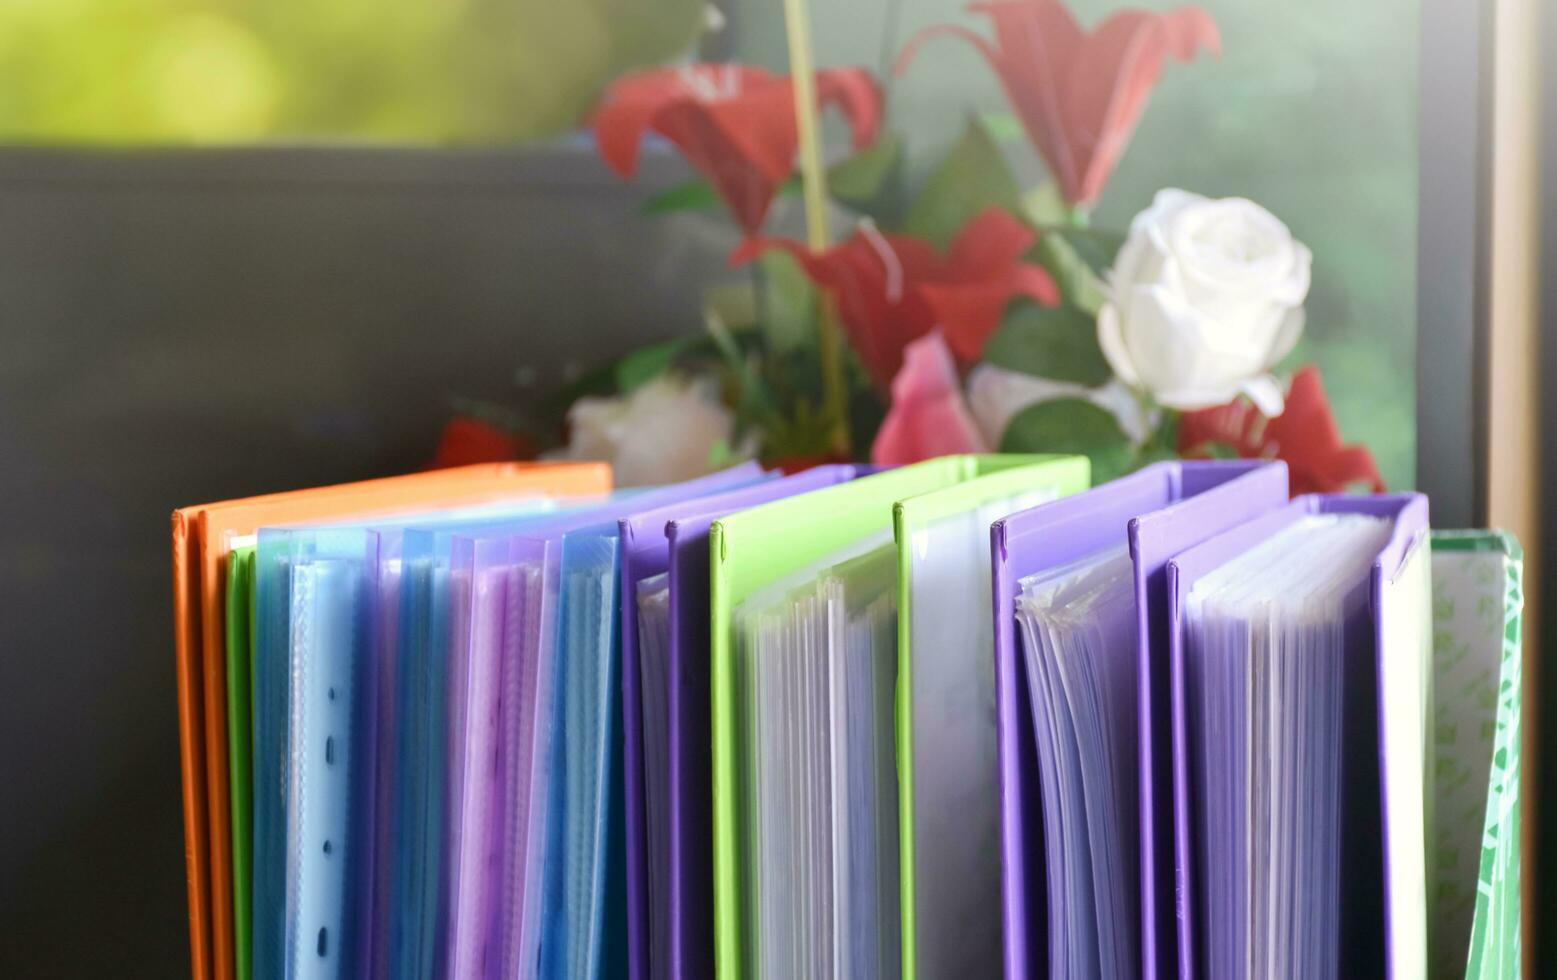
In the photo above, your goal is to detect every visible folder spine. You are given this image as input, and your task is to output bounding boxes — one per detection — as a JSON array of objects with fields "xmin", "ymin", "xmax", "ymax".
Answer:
[{"xmin": 173, "ymin": 508, "xmax": 213, "ymax": 980}]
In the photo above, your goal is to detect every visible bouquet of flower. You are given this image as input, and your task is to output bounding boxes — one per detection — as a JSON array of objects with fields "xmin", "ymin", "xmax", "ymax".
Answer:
[{"xmin": 434, "ymin": 0, "xmax": 1382, "ymax": 496}]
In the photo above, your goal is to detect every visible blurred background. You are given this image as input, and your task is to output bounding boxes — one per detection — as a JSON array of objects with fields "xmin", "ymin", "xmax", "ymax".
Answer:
[{"xmin": 0, "ymin": 0, "xmax": 1549, "ymax": 974}]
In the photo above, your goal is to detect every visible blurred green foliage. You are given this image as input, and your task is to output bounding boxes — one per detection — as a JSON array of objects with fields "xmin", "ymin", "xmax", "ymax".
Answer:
[{"xmin": 0, "ymin": 0, "xmax": 704, "ymax": 142}]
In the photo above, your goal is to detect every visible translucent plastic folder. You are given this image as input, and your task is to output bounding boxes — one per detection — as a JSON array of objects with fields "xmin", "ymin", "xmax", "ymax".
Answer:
[
  {"xmin": 618, "ymin": 465, "xmax": 870, "ymax": 980},
  {"xmin": 250, "ymin": 465, "xmax": 758, "ymax": 980},
  {"xmin": 242, "ymin": 496, "xmax": 601, "ymax": 980},
  {"xmin": 893, "ymin": 456, "xmax": 1090, "ymax": 980},
  {"xmin": 433, "ymin": 465, "xmax": 766, "ymax": 980},
  {"xmin": 708, "ymin": 455, "xmax": 1052, "ymax": 980},
  {"xmin": 1015, "ymin": 544, "xmax": 1139, "ymax": 980},
  {"xmin": 1167, "ymin": 494, "xmax": 1430, "ymax": 980},
  {"xmin": 989, "ymin": 459, "xmax": 1289, "ymax": 980},
  {"xmin": 1428, "ymin": 532, "xmax": 1523, "ymax": 980},
  {"xmin": 171, "ymin": 461, "xmax": 610, "ymax": 980},
  {"xmin": 362, "ymin": 497, "xmax": 608, "ymax": 980},
  {"xmin": 1168, "ymin": 507, "xmax": 1522, "ymax": 980},
  {"xmin": 252, "ymin": 494, "xmax": 634, "ymax": 980},
  {"xmin": 251, "ymin": 502, "xmax": 568, "ymax": 980},
  {"xmin": 378, "ymin": 493, "xmax": 657, "ymax": 980}
]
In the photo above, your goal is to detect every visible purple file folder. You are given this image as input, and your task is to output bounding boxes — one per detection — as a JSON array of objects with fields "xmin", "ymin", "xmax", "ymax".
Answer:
[
  {"xmin": 989, "ymin": 459, "xmax": 1289, "ymax": 980},
  {"xmin": 1166, "ymin": 493, "xmax": 1428, "ymax": 980},
  {"xmin": 617, "ymin": 465, "xmax": 871, "ymax": 980}
]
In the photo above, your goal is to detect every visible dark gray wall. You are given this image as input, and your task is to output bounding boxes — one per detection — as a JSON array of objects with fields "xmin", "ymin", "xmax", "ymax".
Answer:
[{"xmin": 0, "ymin": 142, "xmax": 728, "ymax": 974}]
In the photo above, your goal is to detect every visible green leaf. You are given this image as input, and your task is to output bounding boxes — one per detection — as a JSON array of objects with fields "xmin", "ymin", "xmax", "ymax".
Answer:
[
  {"xmin": 641, "ymin": 178, "xmax": 722, "ymax": 215},
  {"xmin": 1144, "ymin": 408, "xmax": 1179, "ymax": 455},
  {"xmin": 756, "ymin": 250, "xmax": 817, "ymax": 354},
  {"xmin": 979, "ymin": 112, "xmax": 1027, "ymax": 143},
  {"xmin": 614, "ymin": 336, "xmax": 690, "ymax": 392},
  {"xmin": 1192, "ymin": 441, "xmax": 1241, "ymax": 460},
  {"xmin": 828, "ymin": 132, "xmax": 903, "ymax": 207},
  {"xmin": 703, "ymin": 280, "xmax": 759, "ymax": 332},
  {"xmin": 903, "ymin": 117, "xmax": 1022, "ymax": 249},
  {"xmin": 1023, "ymin": 183, "xmax": 1069, "ymax": 227},
  {"xmin": 703, "ymin": 308, "xmax": 743, "ymax": 366},
  {"xmin": 704, "ymin": 308, "xmax": 777, "ymax": 429},
  {"xmin": 1036, "ymin": 233, "xmax": 1109, "ymax": 315},
  {"xmin": 642, "ymin": 175, "xmax": 802, "ymax": 216},
  {"xmin": 1131, "ymin": 444, "xmax": 1183, "ymax": 469},
  {"xmin": 706, "ymin": 438, "xmax": 741, "ymax": 471},
  {"xmin": 982, "ymin": 303, "xmax": 1112, "ymax": 387},
  {"xmin": 999, "ymin": 397, "xmax": 1134, "ymax": 483},
  {"xmin": 1050, "ymin": 227, "xmax": 1126, "ymax": 276},
  {"xmin": 756, "ymin": 395, "xmax": 836, "ymax": 462}
]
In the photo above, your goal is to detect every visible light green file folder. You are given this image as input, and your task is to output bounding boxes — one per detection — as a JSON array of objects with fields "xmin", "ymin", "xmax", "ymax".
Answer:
[
  {"xmin": 224, "ymin": 545, "xmax": 256, "ymax": 980},
  {"xmin": 707, "ymin": 455, "xmax": 1080, "ymax": 980},
  {"xmin": 893, "ymin": 456, "xmax": 1089, "ymax": 980},
  {"xmin": 1429, "ymin": 530, "xmax": 1523, "ymax": 980}
]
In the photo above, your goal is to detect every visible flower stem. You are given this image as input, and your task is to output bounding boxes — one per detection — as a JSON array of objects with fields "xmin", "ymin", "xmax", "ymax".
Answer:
[{"xmin": 781, "ymin": 0, "xmax": 851, "ymax": 457}]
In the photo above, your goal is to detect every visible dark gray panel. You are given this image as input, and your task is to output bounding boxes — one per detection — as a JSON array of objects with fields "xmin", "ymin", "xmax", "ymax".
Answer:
[{"xmin": 0, "ymin": 142, "xmax": 731, "ymax": 974}]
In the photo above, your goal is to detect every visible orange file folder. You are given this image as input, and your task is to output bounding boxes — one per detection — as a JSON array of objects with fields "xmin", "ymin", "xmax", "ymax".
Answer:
[{"xmin": 171, "ymin": 461, "xmax": 611, "ymax": 980}]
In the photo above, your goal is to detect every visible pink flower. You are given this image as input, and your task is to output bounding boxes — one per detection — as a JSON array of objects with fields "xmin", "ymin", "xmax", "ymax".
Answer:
[
  {"xmin": 734, "ymin": 207, "xmax": 1059, "ymax": 390},
  {"xmin": 589, "ymin": 63, "xmax": 882, "ymax": 236},
  {"xmin": 898, "ymin": 0, "xmax": 1219, "ymax": 207},
  {"xmin": 871, "ymin": 331, "xmax": 990, "ymax": 466}
]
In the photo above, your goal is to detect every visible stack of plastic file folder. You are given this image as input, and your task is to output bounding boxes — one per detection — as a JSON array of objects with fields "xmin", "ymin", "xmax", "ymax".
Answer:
[
  {"xmin": 172, "ymin": 455, "xmax": 1524, "ymax": 980},
  {"xmin": 172, "ymin": 462, "xmax": 612, "ymax": 980}
]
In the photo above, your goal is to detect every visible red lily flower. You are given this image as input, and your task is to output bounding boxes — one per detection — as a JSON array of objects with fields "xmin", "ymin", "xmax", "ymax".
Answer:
[
  {"xmin": 732, "ymin": 207, "xmax": 1059, "ymax": 389},
  {"xmin": 425, "ymin": 416, "xmax": 534, "ymax": 470},
  {"xmin": 590, "ymin": 63, "xmax": 882, "ymax": 236},
  {"xmin": 897, "ymin": 0, "xmax": 1219, "ymax": 207},
  {"xmin": 1178, "ymin": 365, "xmax": 1385, "ymax": 496}
]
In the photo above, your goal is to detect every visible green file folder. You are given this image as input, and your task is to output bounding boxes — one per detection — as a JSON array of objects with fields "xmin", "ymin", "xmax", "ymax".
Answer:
[
  {"xmin": 224, "ymin": 545, "xmax": 256, "ymax": 980},
  {"xmin": 707, "ymin": 455, "xmax": 1082, "ymax": 979}
]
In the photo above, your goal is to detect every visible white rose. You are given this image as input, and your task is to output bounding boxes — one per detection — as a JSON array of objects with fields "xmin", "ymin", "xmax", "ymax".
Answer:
[
  {"xmin": 553, "ymin": 374, "xmax": 752, "ymax": 486},
  {"xmin": 1097, "ymin": 189, "xmax": 1311, "ymax": 415},
  {"xmin": 966, "ymin": 364, "xmax": 1152, "ymax": 447}
]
